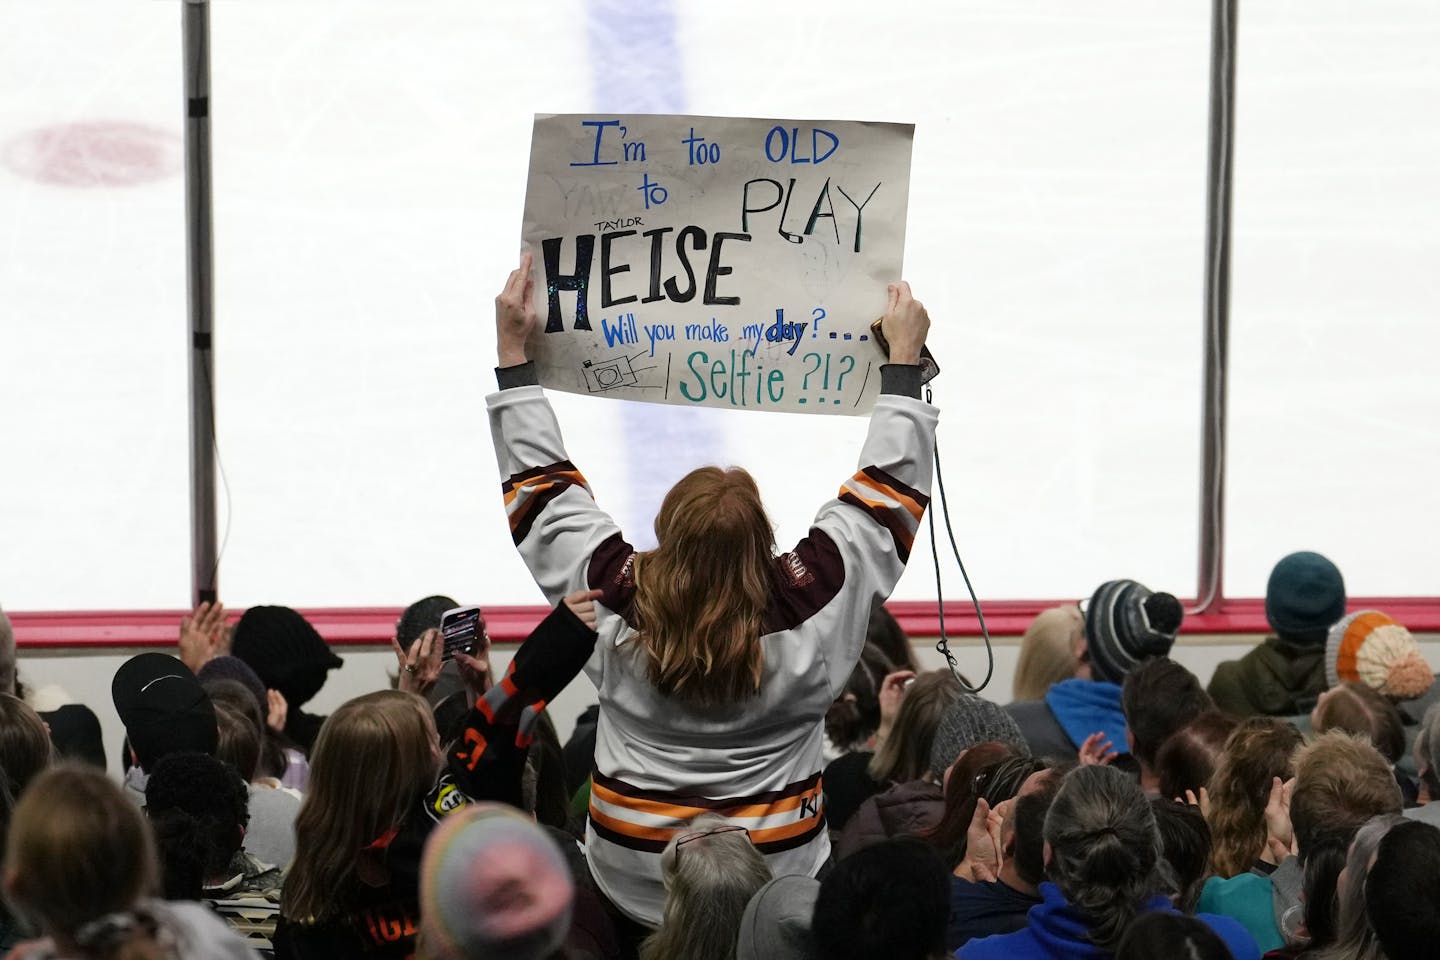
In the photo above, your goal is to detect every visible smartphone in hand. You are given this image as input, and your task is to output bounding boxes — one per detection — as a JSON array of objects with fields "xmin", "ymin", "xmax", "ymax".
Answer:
[{"xmin": 439, "ymin": 605, "xmax": 487, "ymax": 662}]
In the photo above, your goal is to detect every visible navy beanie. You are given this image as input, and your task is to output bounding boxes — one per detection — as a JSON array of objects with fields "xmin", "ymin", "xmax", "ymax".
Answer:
[{"xmin": 1266, "ymin": 551, "xmax": 1345, "ymax": 645}]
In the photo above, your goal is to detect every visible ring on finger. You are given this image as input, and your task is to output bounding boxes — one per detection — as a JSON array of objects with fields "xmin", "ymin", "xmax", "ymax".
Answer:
[{"xmin": 405, "ymin": 663, "xmax": 418, "ymax": 675}]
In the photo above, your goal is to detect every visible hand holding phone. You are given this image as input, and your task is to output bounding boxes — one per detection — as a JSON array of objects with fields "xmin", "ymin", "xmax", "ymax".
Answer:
[{"xmin": 439, "ymin": 605, "xmax": 488, "ymax": 662}]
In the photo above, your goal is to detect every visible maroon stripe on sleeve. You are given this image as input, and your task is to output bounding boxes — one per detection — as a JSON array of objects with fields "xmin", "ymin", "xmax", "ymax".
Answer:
[{"xmin": 837, "ymin": 492, "xmax": 913, "ymax": 563}]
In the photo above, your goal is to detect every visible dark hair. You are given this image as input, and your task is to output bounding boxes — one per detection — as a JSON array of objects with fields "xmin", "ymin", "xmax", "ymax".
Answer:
[
  {"xmin": 204, "ymin": 678, "xmax": 285, "ymax": 781},
  {"xmin": 1155, "ymin": 711, "xmax": 1237, "ymax": 801},
  {"xmin": 212, "ymin": 699, "xmax": 261, "ymax": 782},
  {"xmin": 1151, "ymin": 798, "xmax": 1212, "ymax": 912},
  {"xmin": 1365, "ymin": 820, "xmax": 1440, "ymax": 960},
  {"xmin": 813, "ymin": 838, "xmax": 948, "ymax": 960},
  {"xmin": 826, "ymin": 643, "xmax": 894, "ymax": 751},
  {"xmin": 1121, "ymin": 659, "xmax": 1213, "ymax": 770},
  {"xmin": 1115, "ymin": 912, "xmax": 1235, "ymax": 960},
  {"xmin": 918, "ymin": 742, "xmax": 1020, "ymax": 868},
  {"xmin": 144, "ymin": 752, "xmax": 249, "ymax": 900},
  {"xmin": 1011, "ymin": 767, "xmax": 1065, "ymax": 888},
  {"xmin": 1044, "ymin": 765, "xmax": 1165, "ymax": 950},
  {"xmin": 1313, "ymin": 682, "xmax": 1406, "ymax": 764},
  {"xmin": 867, "ymin": 603, "xmax": 918, "ymax": 673},
  {"xmin": 0, "ymin": 695, "xmax": 52, "ymax": 862},
  {"xmin": 396, "ymin": 595, "xmax": 459, "ymax": 649}
]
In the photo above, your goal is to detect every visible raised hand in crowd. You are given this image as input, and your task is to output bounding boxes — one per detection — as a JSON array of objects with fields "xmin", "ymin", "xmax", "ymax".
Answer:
[
  {"xmin": 177, "ymin": 599, "xmax": 226, "ymax": 673},
  {"xmin": 879, "ymin": 280, "xmax": 931, "ymax": 365},
  {"xmin": 1078, "ymin": 731, "xmax": 1118, "ymax": 767},
  {"xmin": 955, "ymin": 796, "xmax": 1006, "ymax": 882},
  {"xmin": 1260, "ymin": 775, "xmax": 1296, "ymax": 865},
  {"xmin": 266, "ymin": 688, "xmax": 288, "ymax": 734},
  {"xmin": 876, "ymin": 669, "xmax": 916, "ymax": 747},
  {"xmin": 495, "ymin": 251, "xmax": 538, "ymax": 366},
  {"xmin": 394, "ymin": 626, "xmax": 443, "ymax": 697}
]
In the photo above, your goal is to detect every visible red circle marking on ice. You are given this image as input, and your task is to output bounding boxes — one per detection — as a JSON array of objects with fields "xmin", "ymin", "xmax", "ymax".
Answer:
[{"xmin": 3, "ymin": 121, "xmax": 181, "ymax": 187}]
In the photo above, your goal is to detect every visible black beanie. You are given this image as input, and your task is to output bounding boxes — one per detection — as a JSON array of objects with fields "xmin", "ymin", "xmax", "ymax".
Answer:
[
  {"xmin": 112, "ymin": 653, "xmax": 218, "ymax": 770},
  {"xmin": 230, "ymin": 606, "xmax": 342, "ymax": 707},
  {"xmin": 1084, "ymin": 580, "xmax": 1184, "ymax": 685}
]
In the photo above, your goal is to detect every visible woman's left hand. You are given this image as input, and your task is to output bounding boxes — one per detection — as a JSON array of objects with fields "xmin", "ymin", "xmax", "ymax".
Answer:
[{"xmin": 394, "ymin": 628, "xmax": 443, "ymax": 696}]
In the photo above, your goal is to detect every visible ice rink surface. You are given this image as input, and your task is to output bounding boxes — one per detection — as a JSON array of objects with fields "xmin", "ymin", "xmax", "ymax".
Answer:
[{"xmin": 3, "ymin": 1, "xmax": 1437, "ymax": 613}]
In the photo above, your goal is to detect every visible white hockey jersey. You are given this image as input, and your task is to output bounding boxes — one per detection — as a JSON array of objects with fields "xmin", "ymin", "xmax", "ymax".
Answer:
[{"xmin": 488, "ymin": 383, "xmax": 938, "ymax": 925}]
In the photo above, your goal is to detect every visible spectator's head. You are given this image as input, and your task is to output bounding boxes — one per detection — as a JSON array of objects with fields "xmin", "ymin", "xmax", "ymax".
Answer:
[
  {"xmin": 1326, "ymin": 813, "xmax": 1405, "ymax": 960},
  {"xmin": 1013, "ymin": 605, "xmax": 1086, "ymax": 699},
  {"xmin": 1115, "ymin": 912, "xmax": 1236, "ymax": 960},
  {"xmin": 397, "ymin": 594, "xmax": 460, "ymax": 650},
  {"xmin": 196, "ymin": 655, "xmax": 268, "ymax": 717},
  {"xmin": 283, "ymin": 690, "xmax": 440, "ymax": 924},
  {"xmin": 211, "ymin": 697, "xmax": 262, "ymax": 783},
  {"xmin": 1006, "ymin": 766, "xmax": 1065, "ymax": 890},
  {"xmin": 1290, "ymin": 731, "xmax": 1403, "ymax": 946},
  {"xmin": 639, "ymin": 814, "xmax": 772, "ymax": 960},
  {"xmin": 111, "ymin": 653, "xmax": 217, "ymax": 771},
  {"xmin": 1265, "ymin": 551, "xmax": 1345, "ymax": 646},
  {"xmin": 1205, "ymin": 717, "xmax": 1303, "ymax": 877},
  {"xmin": 1121, "ymin": 658, "xmax": 1213, "ymax": 772},
  {"xmin": 1151, "ymin": 798, "xmax": 1212, "ymax": 912},
  {"xmin": 867, "ymin": 671, "xmax": 963, "ymax": 785},
  {"xmin": 1155, "ymin": 710, "xmax": 1237, "ymax": 801},
  {"xmin": 0, "ymin": 694, "xmax": 51, "ymax": 806},
  {"xmin": 868, "ymin": 602, "xmax": 919, "ymax": 673},
  {"xmin": 1416, "ymin": 700, "xmax": 1440, "ymax": 803},
  {"xmin": 736, "ymin": 874, "xmax": 820, "ymax": 960},
  {"xmin": 813, "ymin": 838, "xmax": 949, "ymax": 960},
  {"xmin": 1043, "ymin": 765, "xmax": 1165, "ymax": 951},
  {"xmin": 927, "ymin": 694, "xmax": 1028, "ymax": 780},
  {"xmin": 3, "ymin": 766, "xmax": 160, "ymax": 947},
  {"xmin": 144, "ymin": 751, "xmax": 249, "ymax": 900},
  {"xmin": 920, "ymin": 744, "xmax": 1033, "ymax": 869},
  {"xmin": 231, "ymin": 605, "xmax": 342, "ymax": 709},
  {"xmin": 1325, "ymin": 610, "xmax": 1433, "ymax": 701},
  {"xmin": 1366, "ymin": 820, "xmax": 1440, "ymax": 960},
  {"xmin": 634, "ymin": 466, "xmax": 775, "ymax": 708},
  {"xmin": 1082, "ymin": 580, "xmax": 1183, "ymax": 685},
  {"xmin": 1311, "ymin": 681, "xmax": 1406, "ymax": 764},
  {"xmin": 419, "ymin": 803, "xmax": 575, "ymax": 960},
  {"xmin": 0, "ymin": 605, "xmax": 16, "ymax": 696},
  {"xmin": 826, "ymin": 643, "xmax": 894, "ymax": 753}
]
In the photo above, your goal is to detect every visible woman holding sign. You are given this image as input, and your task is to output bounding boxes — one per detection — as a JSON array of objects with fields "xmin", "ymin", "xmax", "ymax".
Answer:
[{"xmin": 488, "ymin": 253, "xmax": 937, "ymax": 928}]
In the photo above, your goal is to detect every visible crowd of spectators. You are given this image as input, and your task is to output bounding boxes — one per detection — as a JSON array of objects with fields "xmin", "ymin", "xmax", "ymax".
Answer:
[{"xmin": 2, "ymin": 262, "xmax": 1438, "ymax": 960}]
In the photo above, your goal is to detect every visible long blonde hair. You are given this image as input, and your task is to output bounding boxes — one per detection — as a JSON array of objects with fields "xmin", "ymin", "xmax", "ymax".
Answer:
[
  {"xmin": 633, "ymin": 466, "xmax": 774, "ymax": 707},
  {"xmin": 282, "ymin": 690, "xmax": 440, "ymax": 923},
  {"xmin": 4, "ymin": 766, "xmax": 165, "ymax": 960},
  {"xmin": 1012, "ymin": 605, "xmax": 1083, "ymax": 701}
]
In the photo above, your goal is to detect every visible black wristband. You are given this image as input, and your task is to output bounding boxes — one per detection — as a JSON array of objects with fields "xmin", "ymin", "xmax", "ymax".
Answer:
[
  {"xmin": 879, "ymin": 363, "xmax": 922, "ymax": 399},
  {"xmin": 495, "ymin": 362, "xmax": 540, "ymax": 390}
]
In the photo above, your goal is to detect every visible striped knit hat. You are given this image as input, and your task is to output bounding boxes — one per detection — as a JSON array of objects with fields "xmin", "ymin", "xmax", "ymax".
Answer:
[
  {"xmin": 420, "ymin": 804, "xmax": 573, "ymax": 960},
  {"xmin": 1325, "ymin": 610, "xmax": 1433, "ymax": 701},
  {"xmin": 1084, "ymin": 580, "xmax": 1184, "ymax": 685}
]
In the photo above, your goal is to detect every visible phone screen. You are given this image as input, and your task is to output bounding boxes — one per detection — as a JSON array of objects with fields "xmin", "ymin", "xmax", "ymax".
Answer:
[{"xmin": 439, "ymin": 606, "xmax": 484, "ymax": 662}]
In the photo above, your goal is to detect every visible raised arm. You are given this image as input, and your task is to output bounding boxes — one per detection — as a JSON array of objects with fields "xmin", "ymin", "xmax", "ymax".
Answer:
[
  {"xmin": 488, "ymin": 255, "xmax": 626, "ymax": 604},
  {"xmin": 780, "ymin": 283, "xmax": 939, "ymax": 695}
]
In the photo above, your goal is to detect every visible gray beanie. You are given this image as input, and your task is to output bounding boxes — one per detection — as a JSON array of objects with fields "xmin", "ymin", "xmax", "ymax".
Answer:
[
  {"xmin": 928, "ymin": 695, "xmax": 1028, "ymax": 778},
  {"xmin": 736, "ymin": 875, "xmax": 820, "ymax": 960},
  {"xmin": 1084, "ymin": 579, "xmax": 1184, "ymax": 685}
]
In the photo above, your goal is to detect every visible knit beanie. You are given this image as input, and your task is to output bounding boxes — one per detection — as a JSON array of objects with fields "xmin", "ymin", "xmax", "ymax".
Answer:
[
  {"xmin": 928, "ymin": 695, "xmax": 1028, "ymax": 778},
  {"xmin": 1084, "ymin": 580, "xmax": 1183, "ymax": 685},
  {"xmin": 737, "ymin": 875, "xmax": 821, "ymax": 960},
  {"xmin": 230, "ymin": 606, "xmax": 342, "ymax": 707},
  {"xmin": 420, "ymin": 803, "xmax": 574, "ymax": 960},
  {"xmin": 1325, "ymin": 610, "xmax": 1433, "ymax": 701},
  {"xmin": 111, "ymin": 653, "xmax": 217, "ymax": 770},
  {"xmin": 1265, "ymin": 551, "xmax": 1346, "ymax": 645},
  {"xmin": 196, "ymin": 655, "xmax": 268, "ymax": 715}
]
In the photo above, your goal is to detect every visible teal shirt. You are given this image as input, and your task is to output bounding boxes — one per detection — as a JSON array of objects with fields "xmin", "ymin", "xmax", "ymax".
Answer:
[{"xmin": 1196, "ymin": 873, "xmax": 1283, "ymax": 954}]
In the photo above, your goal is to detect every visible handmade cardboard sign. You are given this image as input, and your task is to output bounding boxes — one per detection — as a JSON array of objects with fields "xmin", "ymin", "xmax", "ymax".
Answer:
[{"xmin": 520, "ymin": 114, "xmax": 914, "ymax": 414}]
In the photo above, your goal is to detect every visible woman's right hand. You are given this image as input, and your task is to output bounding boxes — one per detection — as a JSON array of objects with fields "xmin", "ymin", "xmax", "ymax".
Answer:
[
  {"xmin": 495, "ymin": 253, "xmax": 537, "ymax": 367},
  {"xmin": 880, "ymin": 281, "xmax": 929, "ymax": 365}
]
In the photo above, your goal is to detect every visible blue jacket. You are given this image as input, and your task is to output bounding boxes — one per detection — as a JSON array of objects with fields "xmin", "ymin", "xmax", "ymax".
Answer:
[{"xmin": 958, "ymin": 883, "xmax": 1260, "ymax": 960}]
